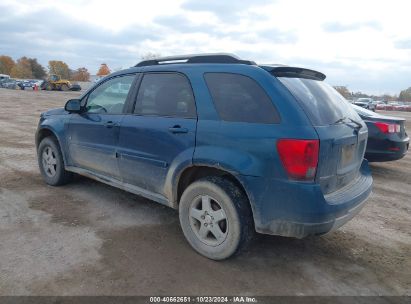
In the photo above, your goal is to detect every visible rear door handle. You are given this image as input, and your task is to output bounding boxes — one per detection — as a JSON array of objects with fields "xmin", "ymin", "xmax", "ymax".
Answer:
[
  {"xmin": 168, "ymin": 125, "xmax": 188, "ymax": 134},
  {"xmin": 104, "ymin": 121, "xmax": 117, "ymax": 128}
]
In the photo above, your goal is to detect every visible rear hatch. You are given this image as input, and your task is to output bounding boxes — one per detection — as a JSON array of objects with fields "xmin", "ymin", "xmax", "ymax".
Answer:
[{"xmin": 270, "ymin": 69, "xmax": 367, "ymax": 194}]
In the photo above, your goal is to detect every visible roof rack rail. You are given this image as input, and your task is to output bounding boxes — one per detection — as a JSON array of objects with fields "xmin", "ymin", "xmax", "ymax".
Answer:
[{"xmin": 135, "ymin": 53, "xmax": 256, "ymax": 67}]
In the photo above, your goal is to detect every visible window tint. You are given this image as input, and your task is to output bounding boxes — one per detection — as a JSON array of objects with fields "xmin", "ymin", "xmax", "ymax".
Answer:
[
  {"xmin": 134, "ymin": 73, "xmax": 196, "ymax": 118},
  {"xmin": 86, "ymin": 75, "xmax": 135, "ymax": 114},
  {"xmin": 204, "ymin": 73, "xmax": 280, "ymax": 124},
  {"xmin": 278, "ymin": 77, "xmax": 360, "ymax": 126}
]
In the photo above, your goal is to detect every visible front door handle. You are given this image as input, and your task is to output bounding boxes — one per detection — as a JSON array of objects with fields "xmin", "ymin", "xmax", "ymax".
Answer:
[
  {"xmin": 168, "ymin": 125, "xmax": 188, "ymax": 134},
  {"xmin": 104, "ymin": 121, "xmax": 117, "ymax": 128}
]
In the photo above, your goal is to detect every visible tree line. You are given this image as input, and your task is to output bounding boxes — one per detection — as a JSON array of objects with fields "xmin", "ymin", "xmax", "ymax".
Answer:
[
  {"xmin": 399, "ymin": 87, "xmax": 411, "ymax": 102},
  {"xmin": 2, "ymin": 54, "xmax": 409, "ymax": 100},
  {"xmin": 0, "ymin": 55, "xmax": 112, "ymax": 82},
  {"xmin": 334, "ymin": 85, "xmax": 411, "ymax": 102}
]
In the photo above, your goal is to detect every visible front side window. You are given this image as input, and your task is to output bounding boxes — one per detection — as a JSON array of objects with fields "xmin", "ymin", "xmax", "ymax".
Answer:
[
  {"xmin": 134, "ymin": 73, "xmax": 196, "ymax": 118},
  {"xmin": 86, "ymin": 75, "xmax": 135, "ymax": 114},
  {"xmin": 204, "ymin": 73, "xmax": 280, "ymax": 124}
]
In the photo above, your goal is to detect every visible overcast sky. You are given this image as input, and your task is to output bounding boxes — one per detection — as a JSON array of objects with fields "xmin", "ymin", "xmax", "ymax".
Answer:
[{"xmin": 1, "ymin": 0, "xmax": 410, "ymax": 94}]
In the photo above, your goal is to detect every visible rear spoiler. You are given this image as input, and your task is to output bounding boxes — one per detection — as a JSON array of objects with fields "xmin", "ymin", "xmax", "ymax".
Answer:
[{"xmin": 259, "ymin": 65, "xmax": 326, "ymax": 81}]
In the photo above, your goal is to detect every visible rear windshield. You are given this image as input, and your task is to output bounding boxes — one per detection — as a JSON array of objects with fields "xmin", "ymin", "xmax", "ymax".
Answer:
[
  {"xmin": 352, "ymin": 104, "xmax": 397, "ymax": 120},
  {"xmin": 352, "ymin": 104, "xmax": 374, "ymax": 117},
  {"xmin": 278, "ymin": 77, "xmax": 359, "ymax": 126}
]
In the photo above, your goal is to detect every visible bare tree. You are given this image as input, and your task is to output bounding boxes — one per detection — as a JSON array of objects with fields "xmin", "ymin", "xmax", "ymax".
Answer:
[
  {"xmin": 333, "ymin": 86, "xmax": 351, "ymax": 99},
  {"xmin": 71, "ymin": 67, "xmax": 90, "ymax": 82}
]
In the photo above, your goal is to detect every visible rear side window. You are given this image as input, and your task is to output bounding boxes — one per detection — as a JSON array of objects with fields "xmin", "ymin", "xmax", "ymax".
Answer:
[
  {"xmin": 134, "ymin": 73, "xmax": 196, "ymax": 118},
  {"xmin": 278, "ymin": 77, "xmax": 359, "ymax": 126},
  {"xmin": 204, "ymin": 73, "xmax": 280, "ymax": 124}
]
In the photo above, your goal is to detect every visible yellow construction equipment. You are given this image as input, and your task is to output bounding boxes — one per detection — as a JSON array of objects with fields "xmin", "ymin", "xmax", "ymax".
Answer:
[{"xmin": 42, "ymin": 74, "xmax": 72, "ymax": 91}]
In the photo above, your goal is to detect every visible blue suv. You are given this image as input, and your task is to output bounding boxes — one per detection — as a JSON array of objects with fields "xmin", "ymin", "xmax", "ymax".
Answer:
[{"xmin": 36, "ymin": 54, "xmax": 372, "ymax": 260}]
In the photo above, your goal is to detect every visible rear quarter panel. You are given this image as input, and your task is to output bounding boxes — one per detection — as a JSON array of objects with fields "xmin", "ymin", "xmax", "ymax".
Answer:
[{"xmin": 182, "ymin": 65, "xmax": 318, "ymax": 178}]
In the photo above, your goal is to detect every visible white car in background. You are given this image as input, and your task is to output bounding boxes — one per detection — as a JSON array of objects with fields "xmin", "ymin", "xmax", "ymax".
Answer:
[{"xmin": 354, "ymin": 97, "xmax": 376, "ymax": 111}]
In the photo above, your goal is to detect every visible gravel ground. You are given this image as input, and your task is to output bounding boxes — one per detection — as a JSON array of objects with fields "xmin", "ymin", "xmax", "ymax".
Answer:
[{"xmin": 0, "ymin": 88, "xmax": 410, "ymax": 296}]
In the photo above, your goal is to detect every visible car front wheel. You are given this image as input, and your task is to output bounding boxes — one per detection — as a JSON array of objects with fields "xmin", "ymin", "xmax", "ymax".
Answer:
[
  {"xmin": 179, "ymin": 176, "xmax": 254, "ymax": 260},
  {"xmin": 37, "ymin": 137, "xmax": 72, "ymax": 186}
]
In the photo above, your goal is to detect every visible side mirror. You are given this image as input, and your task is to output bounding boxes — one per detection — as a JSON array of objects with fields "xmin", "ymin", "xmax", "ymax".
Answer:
[{"xmin": 65, "ymin": 99, "xmax": 82, "ymax": 113}]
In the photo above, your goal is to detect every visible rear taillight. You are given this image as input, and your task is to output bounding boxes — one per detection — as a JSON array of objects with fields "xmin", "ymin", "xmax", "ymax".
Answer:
[
  {"xmin": 277, "ymin": 139, "xmax": 319, "ymax": 181},
  {"xmin": 374, "ymin": 122, "xmax": 400, "ymax": 133}
]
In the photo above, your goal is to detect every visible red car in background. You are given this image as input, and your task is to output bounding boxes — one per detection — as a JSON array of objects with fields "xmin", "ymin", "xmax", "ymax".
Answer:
[
  {"xmin": 385, "ymin": 102, "xmax": 399, "ymax": 111},
  {"xmin": 376, "ymin": 103, "xmax": 386, "ymax": 110}
]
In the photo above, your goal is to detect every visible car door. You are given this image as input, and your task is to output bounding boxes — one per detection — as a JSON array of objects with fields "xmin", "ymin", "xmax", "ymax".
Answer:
[
  {"xmin": 67, "ymin": 74, "xmax": 136, "ymax": 179},
  {"xmin": 117, "ymin": 72, "xmax": 197, "ymax": 197}
]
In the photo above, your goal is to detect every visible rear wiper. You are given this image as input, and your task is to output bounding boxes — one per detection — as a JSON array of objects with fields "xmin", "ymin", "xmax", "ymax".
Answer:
[
  {"xmin": 333, "ymin": 117, "xmax": 347, "ymax": 125},
  {"xmin": 347, "ymin": 118, "xmax": 363, "ymax": 129},
  {"xmin": 332, "ymin": 117, "xmax": 362, "ymax": 129}
]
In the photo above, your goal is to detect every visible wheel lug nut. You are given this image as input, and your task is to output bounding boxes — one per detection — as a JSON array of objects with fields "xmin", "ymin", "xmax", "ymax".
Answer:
[
  {"xmin": 204, "ymin": 223, "xmax": 208, "ymax": 227},
  {"xmin": 201, "ymin": 216, "xmax": 205, "ymax": 219}
]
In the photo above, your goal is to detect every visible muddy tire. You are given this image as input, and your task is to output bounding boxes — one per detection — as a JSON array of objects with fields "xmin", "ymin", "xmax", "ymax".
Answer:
[
  {"xmin": 61, "ymin": 84, "xmax": 69, "ymax": 91},
  {"xmin": 37, "ymin": 137, "xmax": 72, "ymax": 186},
  {"xmin": 179, "ymin": 176, "xmax": 254, "ymax": 260}
]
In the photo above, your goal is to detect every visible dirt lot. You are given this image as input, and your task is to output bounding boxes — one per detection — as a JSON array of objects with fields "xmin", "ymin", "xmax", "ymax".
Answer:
[{"xmin": 0, "ymin": 88, "xmax": 410, "ymax": 296}]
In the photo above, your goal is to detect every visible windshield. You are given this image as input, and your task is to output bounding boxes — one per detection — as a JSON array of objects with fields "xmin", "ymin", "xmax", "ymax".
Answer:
[{"xmin": 278, "ymin": 77, "xmax": 360, "ymax": 126}]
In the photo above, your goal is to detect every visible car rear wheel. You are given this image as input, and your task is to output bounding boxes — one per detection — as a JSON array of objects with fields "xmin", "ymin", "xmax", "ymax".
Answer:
[
  {"xmin": 37, "ymin": 137, "xmax": 72, "ymax": 186},
  {"xmin": 179, "ymin": 176, "xmax": 254, "ymax": 260}
]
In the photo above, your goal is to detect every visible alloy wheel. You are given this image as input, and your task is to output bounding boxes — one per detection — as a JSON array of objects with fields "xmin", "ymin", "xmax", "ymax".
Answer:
[
  {"xmin": 42, "ymin": 146, "xmax": 57, "ymax": 177},
  {"xmin": 189, "ymin": 195, "xmax": 228, "ymax": 246}
]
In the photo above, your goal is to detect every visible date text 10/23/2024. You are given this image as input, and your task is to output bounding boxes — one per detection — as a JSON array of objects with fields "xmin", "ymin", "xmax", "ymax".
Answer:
[{"xmin": 149, "ymin": 296, "xmax": 257, "ymax": 303}]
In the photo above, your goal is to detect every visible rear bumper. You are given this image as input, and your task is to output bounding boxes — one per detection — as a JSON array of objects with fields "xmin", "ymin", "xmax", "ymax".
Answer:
[
  {"xmin": 239, "ymin": 160, "xmax": 373, "ymax": 238},
  {"xmin": 365, "ymin": 137, "xmax": 409, "ymax": 162}
]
